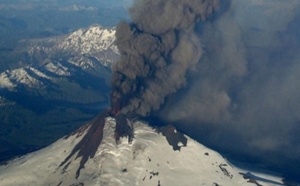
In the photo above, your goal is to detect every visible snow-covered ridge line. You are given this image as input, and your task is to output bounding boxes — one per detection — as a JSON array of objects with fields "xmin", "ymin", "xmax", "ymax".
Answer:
[
  {"xmin": 22, "ymin": 25, "xmax": 119, "ymax": 67},
  {"xmin": 0, "ymin": 62, "xmax": 71, "ymax": 90},
  {"xmin": 0, "ymin": 56, "xmax": 110, "ymax": 104},
  {"xmin": 60, "ymin": 25, "xmax": 118, "ymax": 54},
  {"xmin": 0, "ymin": 25, "xmax": 118, "ymax": 93},
  {"xmin": 59, "ymin": 5, "xmax": 98, "ymax": 11},
  {"xmin": 0, "ymin": 117, "xmax": 285, "ymax": 186}
]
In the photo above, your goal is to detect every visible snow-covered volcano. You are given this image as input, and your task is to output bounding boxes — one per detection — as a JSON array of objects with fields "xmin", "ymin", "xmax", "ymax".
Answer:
[{"xmin": 0, "ymin": 115, "xmax": 285, "ymax": 186}]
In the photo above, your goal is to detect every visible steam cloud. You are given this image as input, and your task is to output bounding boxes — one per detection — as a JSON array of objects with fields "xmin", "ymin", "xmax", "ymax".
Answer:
[
  {"xmin": 111, "ymin": 0, "xmax": 220, "ymax": 116},
  {"xmin": 111, "ymin": 0, "xmax": 300, "ymax": 180}
]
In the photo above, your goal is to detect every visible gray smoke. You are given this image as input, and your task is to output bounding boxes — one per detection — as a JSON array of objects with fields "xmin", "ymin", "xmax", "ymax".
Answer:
[
  {"xmin": 160, "ymin": 0, "xmax": 300, "ymax": 177},
  {"xmin": 111, "ymin": 0, "xmax": 220, "ymax": 116},
  {"xmin": 111, "ymin": 0, "xmax": 300, "ymax": 179}
]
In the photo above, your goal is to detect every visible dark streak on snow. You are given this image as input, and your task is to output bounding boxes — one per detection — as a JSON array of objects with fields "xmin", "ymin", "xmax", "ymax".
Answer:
[
  {"xmin": 69, "ymin": 182, "xmax": 84, "ymax": 186},
  {"xmin": 115, "ymin": 113, "xmax": 134, "ymax": 143},
  {"xmin": 143, "ymin": 169, "xmax": 160, "ymax": 182},
  {"xmin": 61, "ymin": 161, "xmax": 71, "ymax": 174},
  {"xmin": 240, "ymin": 172, "xmax": 284, "ymax": 186},
  {"xmin": 240, "ymin": 172, "xmax": 263, "ymax": 186},
  {"xmin": 64, "ymin": 122, "xmax": 90, "ymax": 140},
  {"xmin": 59, "ymin": 110, "xmax": 109, "ymax": 179},
  {"xmin": 219, "ymin": 164, "xmax": 233, "ymax": 179},
  {"xmin": 157, "ymin": 125, "xmax": 187, "ymax": 151},
  {"xmin": 150, "ymin": 171, "xmax": 159, "ymax": 176}
]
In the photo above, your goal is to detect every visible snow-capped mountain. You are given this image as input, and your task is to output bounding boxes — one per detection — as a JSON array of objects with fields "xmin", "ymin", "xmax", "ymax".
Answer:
[
  {"xmin": 0, "ymin": 25, "xmax": 118, "ymax": 164},
  {"xmin": 0, "ymin": 116, "xmax": 286, "ymax": 186},
  {"xmin": 0, "ymin": 61, "xmax": 109, "ymax": 103},
  {"xmin": 57, "ymin": 26, "xmax": 118, "ymax": 56},
  {"xmin": 22, "ymin": 25, "xmax": 119, "ymax": 67},
  {"xmin": 0, "ymin": 0, "xmax": 130, "ymax": 52},
  {"xmin": 0, "ymin": 25, "xmax": 118, "ymax": 103}
]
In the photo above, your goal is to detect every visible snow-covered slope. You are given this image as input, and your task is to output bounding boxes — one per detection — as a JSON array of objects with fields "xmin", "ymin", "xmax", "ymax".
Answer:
[
  {"xmin": 0, "ymin": 25, "xmax": 117, "ymax": 162},
  {"xmin": 0, "ymin": 117, "xmax": 285, "ymax": 186},
  {"xmin": 0, "ymin": 60, "xmax": 109, "ymax": 103},
  {"xmin": 58, "ymin": 26, "xmax": 118, "ymax": 55},
  {"xmin": 23, "ymin": 25, "xmax": 119, "ymax": 67},
  {"xmin": 0, "ymin": 25, "xmax": 118, "ymax": 89},
  {"xmin": 0, "ymin": 25, "xmax": 116, "ymax": 102}
]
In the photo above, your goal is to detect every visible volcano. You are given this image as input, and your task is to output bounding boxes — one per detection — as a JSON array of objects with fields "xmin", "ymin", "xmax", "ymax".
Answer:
[
  {"xmin": 0, "ymin": 116, "xmax": 286, "ymax": 186},
  {"xmin": 0, "ymin": 0, "xmax": 299, "ymax": 185}
]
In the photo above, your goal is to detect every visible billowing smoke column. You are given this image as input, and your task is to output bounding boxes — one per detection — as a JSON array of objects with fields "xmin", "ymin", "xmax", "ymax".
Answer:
[
  {"xmin": 110, "ymin": 0, "xmax": 300, "ymax": 181},
  {"xmin": 111, "ymin": 0, "xmax": 220, "ymax": 117},
  {"xmin": 157, "ymin": 0, "xmax": 300, "ymax": 180}
]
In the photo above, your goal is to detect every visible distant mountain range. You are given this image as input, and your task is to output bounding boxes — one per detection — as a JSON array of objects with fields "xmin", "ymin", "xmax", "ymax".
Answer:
[
  {"xmin": 0, "ymin": 25, "xmax": 118, "ymax": 163},
  {"xmin": 0, "ymin": 0, "xmax": 131, "ymax": 50}
]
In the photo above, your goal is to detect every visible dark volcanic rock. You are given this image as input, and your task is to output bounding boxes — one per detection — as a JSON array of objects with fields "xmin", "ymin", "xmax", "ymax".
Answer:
[
  {"xmin": 59, "ymin": 110, "xmax": 109, "ymax": 178},
  {"xmin": 115, "ymin": 114, "xmax": 134, "ymax": 143},
  {"xmin": 158, "ymin": 125, "xmax": 187, "ymax": 151}
]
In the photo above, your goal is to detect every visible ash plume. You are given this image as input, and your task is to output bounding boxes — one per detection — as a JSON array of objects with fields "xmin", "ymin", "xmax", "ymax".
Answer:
[
  {"xmin": 111, "ymin": 0, "xmax": 220, "ymax": 117},
  {"xmin": 158, "ymin": 0, "xmax": 300, "ymax": 180},
  {"xmin": 111, "ymin": 0, "xmax": 300, "ymax": 180}
]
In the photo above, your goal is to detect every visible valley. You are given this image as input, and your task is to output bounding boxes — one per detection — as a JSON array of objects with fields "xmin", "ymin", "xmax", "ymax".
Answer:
[{"xmin": 0, "ymin": 25, "xmax": 118, "ymax": 163}]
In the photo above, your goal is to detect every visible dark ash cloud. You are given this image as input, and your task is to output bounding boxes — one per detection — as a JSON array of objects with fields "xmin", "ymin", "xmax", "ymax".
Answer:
[
  {"xmin": 111, "ymin": 0, "xmax": 300, "ymax": 181},
  {"xmin": 111, "ymin": 0, "xmax": 220, "ymax": 116},
  {"xmin": 160, "ymin": 0, "xmax": 300, "ymax": 179}
]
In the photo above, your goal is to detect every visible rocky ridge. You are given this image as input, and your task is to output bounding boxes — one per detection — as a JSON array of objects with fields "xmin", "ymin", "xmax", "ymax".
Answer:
[{"xmin": 0, "ymin": 25, "xmax": 118, "ymax": 163}]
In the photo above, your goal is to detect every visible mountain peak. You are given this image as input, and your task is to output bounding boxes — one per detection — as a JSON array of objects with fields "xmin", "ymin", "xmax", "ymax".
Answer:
[
  {"xmin": 61, "ymin": 25, "xmax": 118, "ymax": 55},
  {"xmin": 0, "ymin": 116, "xmax": 285, "ymax": 186}
]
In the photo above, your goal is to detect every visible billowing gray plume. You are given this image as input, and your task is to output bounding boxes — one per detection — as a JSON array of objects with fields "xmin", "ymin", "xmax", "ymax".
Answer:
[
  {"xmin": 111, "ymin": 0, "xmax": 300, "ymax": 179},
  {"xmin": 111, "ymin": 0, "xmax": 220, "ymax": 116}
]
